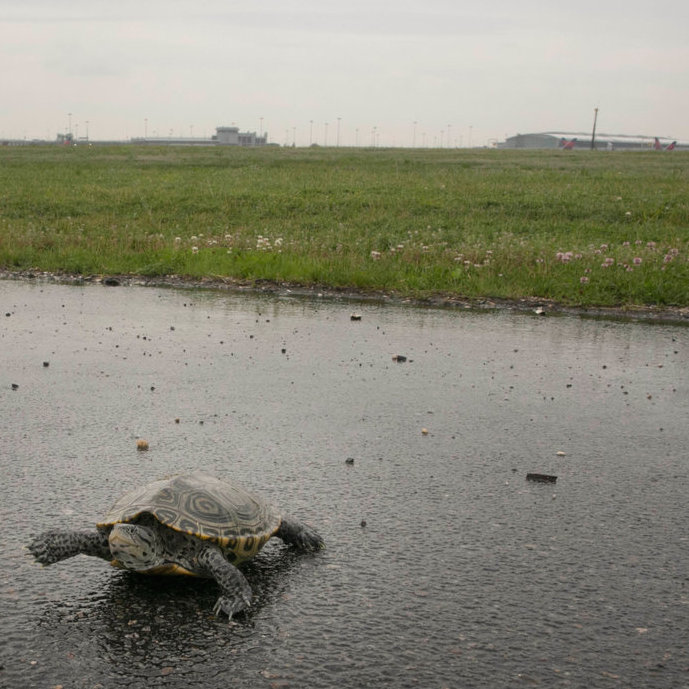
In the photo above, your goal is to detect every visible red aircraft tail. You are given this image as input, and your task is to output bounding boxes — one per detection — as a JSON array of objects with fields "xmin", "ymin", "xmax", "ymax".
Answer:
[
  {"xmin": 654, "ymin": 138, "xmax": 677, "ymax": 151},
  {"xmin": 560, "ymin": 137, "xmax": 577, "ymax": 150}
]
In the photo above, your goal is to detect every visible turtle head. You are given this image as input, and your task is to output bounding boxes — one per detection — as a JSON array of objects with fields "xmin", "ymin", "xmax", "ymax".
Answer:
[{"xmin": 108, "ymin": 522, "xmax": 164, "ymax": 572}]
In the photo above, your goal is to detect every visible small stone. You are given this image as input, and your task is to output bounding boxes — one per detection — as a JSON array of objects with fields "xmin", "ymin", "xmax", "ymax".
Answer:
[
  {"xmin": 350, "ymin": 314, "xmax": 362, "ymax": 321},
  {"xmin": 421, "ymin": 428, "xmax": 429, "ymax": 435},
  {"xmin": 345, "ymin": 457, "xmax": 355, "ymax": 465},
  {"xmin": 43, "ymin": 361, "xmax": 50, "ymax": 367},
  {"xmin": 360, "ymin": 520, "xmax": 367, "ymax": 528},
  {"xmin": 136, "ymin": 439, "xmax": 149, "ymax": 451},
  {"xmin": 556, "ymin": 451, "xmax": 566, "ymax": 456},
  {"xmin": 392, "ymin": 355, "xmax": 407, "ymax": 362}
]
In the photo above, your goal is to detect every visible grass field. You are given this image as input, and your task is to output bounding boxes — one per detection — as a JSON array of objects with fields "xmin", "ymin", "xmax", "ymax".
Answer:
[{"xmin": 0, "ymin": 145, "xmax": 687, "ymax": 307}]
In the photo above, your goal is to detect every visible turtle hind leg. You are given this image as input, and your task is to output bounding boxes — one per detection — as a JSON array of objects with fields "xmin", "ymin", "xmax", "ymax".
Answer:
[
  {"xmin": 28, "ymin": 530, "xmax": 111, "ymax": 565},
  {"xmin": 196, "ymin": 545, "xmax": 253, "ymax": 619},
  {"xmin": 276, "ymin": 516, "xmax": 325, "ymax": 551}
]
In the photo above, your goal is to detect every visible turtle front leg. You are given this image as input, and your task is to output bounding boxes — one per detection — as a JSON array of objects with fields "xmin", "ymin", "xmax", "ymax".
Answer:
[
  {"xmin": 276, "ymin": 516, "xmax": 325, "ymax": 551},
  {"xmin": 28, "ymin": 530, "xmax": 111, "ymax": 565},
  {"xmin": 196, "ymin": 545, "xmax": 253, "ymax": 619}
]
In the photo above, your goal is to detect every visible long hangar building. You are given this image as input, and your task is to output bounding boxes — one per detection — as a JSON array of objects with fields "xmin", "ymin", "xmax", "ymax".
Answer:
[
  {"xmin": 131, "ymin": 126, "xmax": 268, "ymax": 146},
  {"xmin": 498, "ymin": 132, "xmax": 686, "ymax": 150}
]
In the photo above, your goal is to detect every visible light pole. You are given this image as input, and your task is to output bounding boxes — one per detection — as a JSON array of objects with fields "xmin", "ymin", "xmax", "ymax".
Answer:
[
  {"xmin": 591, "ymin": 107, "xmax": 599, "ymax": 150},
  {"xmin": 259, "ymin": 117, "xmax": 264, "ymax": 139},
  {"xmin": 447, "ymin": 124, "xmax": 452, "ymax": 148},
  {"xmin": 336, "ymin": 117, "xmax": 341, "ymax": 146},
  {"xmin": 85, "ymin": 120, "xmax": 89, "ymax": 141},
  {"xmin": 67, "ymin": 112, "xmax": 72, "ymax": 137},
  {"xmin": 309, "ymin": 120, "xmax": 313, "ymax": 146},
  {"xmin": 144, "ymin": 118, "xmax": 148, "ymax": 139}
]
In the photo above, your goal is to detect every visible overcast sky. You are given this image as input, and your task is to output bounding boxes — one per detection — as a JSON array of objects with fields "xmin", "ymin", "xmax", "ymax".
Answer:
[{"xmin": 2, "ymin": 0, "xmax": 687, "ymax": 145}]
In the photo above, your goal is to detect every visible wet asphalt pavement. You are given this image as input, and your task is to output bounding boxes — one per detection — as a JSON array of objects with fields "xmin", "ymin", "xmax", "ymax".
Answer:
[{"xmin": 1, "ymin": 279, "xmax": 688, "ymax": 688}]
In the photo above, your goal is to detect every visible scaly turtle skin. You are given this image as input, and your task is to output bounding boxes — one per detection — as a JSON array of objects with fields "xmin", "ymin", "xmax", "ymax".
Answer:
[{"xmin": 28, "ymin": 472, "xmax": 324, "ymax": 618}]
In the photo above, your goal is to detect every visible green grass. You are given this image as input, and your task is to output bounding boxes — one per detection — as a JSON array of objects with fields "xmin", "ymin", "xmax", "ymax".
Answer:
[{"xmin": 1, "ymin": 144, "xmax": 688, "ymax": 307}]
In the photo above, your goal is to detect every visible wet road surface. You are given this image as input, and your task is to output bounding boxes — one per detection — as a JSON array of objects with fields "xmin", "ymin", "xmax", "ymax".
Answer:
[{"xmin": 1, "ymin": 280, "xmax": 688, "ymax": 688}]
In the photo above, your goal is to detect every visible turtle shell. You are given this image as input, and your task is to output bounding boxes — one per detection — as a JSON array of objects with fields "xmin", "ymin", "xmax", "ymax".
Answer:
[{"xmin": 98, "ymin": 472, "xmax": 282, "ymax": 561}]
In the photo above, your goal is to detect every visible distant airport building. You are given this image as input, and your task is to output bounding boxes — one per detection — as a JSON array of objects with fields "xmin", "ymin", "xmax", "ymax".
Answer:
[
  {"xmin": 498, "ymin": 132, "xmax": 685, "ymax": 151},
  {"xmin": 213, "ymin": 126, "xmax": 267, "ymax": 146},
  {"xmin": 131, "ymin": 126, "xmax": 268, "ymax": 147}
]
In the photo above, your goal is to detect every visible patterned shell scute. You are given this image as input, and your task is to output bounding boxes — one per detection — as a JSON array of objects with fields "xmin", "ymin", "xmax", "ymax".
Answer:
[{"xmin": 99, "ymin": 473, "xmax": 281, "ymax": 556}]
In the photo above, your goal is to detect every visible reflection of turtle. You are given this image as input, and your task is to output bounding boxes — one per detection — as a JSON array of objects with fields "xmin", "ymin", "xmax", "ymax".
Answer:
[{"xmin": 28, "ymin": 472, "xmax": 324, "ymax": 618}]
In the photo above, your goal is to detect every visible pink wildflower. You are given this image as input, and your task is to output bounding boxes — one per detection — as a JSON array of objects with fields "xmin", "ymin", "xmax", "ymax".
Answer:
[
  {"xmin": 580, "ymin": 276, "xmax": 589, "ymax": 284},
  {"xmin": 633, "ymin": 257, "xmax": 642, "ymax": 265}
]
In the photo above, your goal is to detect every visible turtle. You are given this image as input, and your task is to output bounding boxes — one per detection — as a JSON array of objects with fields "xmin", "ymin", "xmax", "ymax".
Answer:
[{"xmin": 28, "ymin": 472, "xmax": 324, "ymax": 618}]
